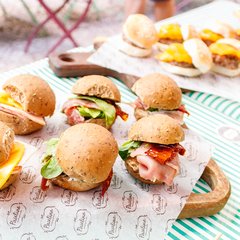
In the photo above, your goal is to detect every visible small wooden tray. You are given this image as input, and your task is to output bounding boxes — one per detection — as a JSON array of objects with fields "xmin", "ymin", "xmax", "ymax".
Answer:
[{"xmin": 49, "ymin": 52, "xmax": 231, "ymax": 219}]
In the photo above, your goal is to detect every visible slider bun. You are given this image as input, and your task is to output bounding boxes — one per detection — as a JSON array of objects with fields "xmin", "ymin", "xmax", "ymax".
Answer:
[
  {"xmin": 0, "ymin": 111, "xmax": 43, "ymax": 135},
  {"xmin": 125, "ymin": 157, "xmax": 162, "ymax": 184},
  {"xmin": 160, "ymin": 62, "xmax": 202, "ymax": 77},
  {"xmin": 208, "ymin": 21, "xmax": 235, "ymax": 38},
  {"xmin": 56, "ymin": 123, "xmax": 118, "ymax": 184},
  {"xmin": 85, "ymin": 118, "xmax": 112, "ymax": 130},
  {"xmin": 183, "ymin": 38, "xmax": 212, "ymax": 73},
  {"xmin": 123, "ymin": 14, "xmax": 158, "ymax": 49},
  {"xmin": 129, "ymin": 114, "xmax": 184, "ymax": 144},
  {"xmin": 132, "ymin": 73, "xmax": 182, "ymax": 110},
  {"xmin": 217, "ymin": 38, "xmax": 240, "ymax": 50},
  {"xmin": 181, "ymin": 24, "xmax": 199, "ymax": 40},
  {"xmin": 3, "ymin": 74, "xmax": 55, "ymax": 117},
  {"xmin": 72, "ymin": 75, "xmax": 121, "ymax": 102},
  {"xmin": 212, "ymin": 64, "xmax": 240, "ymax": 77},
  {"xmin": 134, "ymin": 108, "xmax": 150, "ymax": 120},
  {"xmin": 0, "ymin": 171, "xmax": 19, "ymax": 190},
  {"xmin": 51, "ymin": 175, "xmax": 101, "ymax": 192},
  {"xmin": 119, "ymin": 39, "xmax": 152, "ymax": 57},
  {"xmin": 0, "ymin": 121, "xmax": 14, "ymax": 164}
]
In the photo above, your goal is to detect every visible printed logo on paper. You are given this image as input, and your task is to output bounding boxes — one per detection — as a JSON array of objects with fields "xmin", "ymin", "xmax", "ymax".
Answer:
[
  {"xmin": 20, "ymin": 233, "xmax": 36, "ymax": 240},
  {"xmin": 218, "ymin": 125, "xmax": 240, "ymax": 142},
  {"xmin": 0, "ymin": 185, "xmax": 16, "ymax": 201},
  {"xmin": 92, "ymin": 190, "xmax": 108, "ymax": 209},
  {"xmin": 105, "ymin": 212, "xmax": 122, "ymax": 238},
  {"xmin": 46, "ymin": 125, "xmax": 59, "ymax": 136},
  {"xmin": 7, "ymin": 203, "xmax": 26, "ymax": 229},
  {"xmin": 134, "ymin": 180, "xmax": 149, "ymax": 192},
  {"xmin": 179, "ymin": 163, "xmax": 187, "ymax": 178},
  {"xmin": 136, "ymin": 215, "xmax": 152, "ymax": 240},
  {"xmin": 61, "ymin": 189, "xmax": 78, "ymax": 206},
  {"xmin": 199, "ymin": 162, "xmax": 208, "ymax": 173},
  {"xmin": 74, "ymin": 209, "xmax": 91, "ymax": 235},
  {"xmin": 165, "ymin": 218, "xmax": 176, "ymax": 234},
  {"xmin": 55, "ymin": 236, "xmax": 69, "ymax": 240},
  {"xmin": 29, "ymin": 137, "xmax": 44, "ymax": 148},
  {"xmin": 122, "ymin": 191, "xmax": 138, "ymax": 212},
  {"xmin": 20, "ymin": 166, "xmax": 36, "ymax": 184},
  {"xmin": 30, "ymin": 186, "xmax": 47, "ymax": 203},
  {"xmin": 184, "ymin": 142, "xmax": 197, "ymax": 161},
  {"xmin": 180, "ymin": 195, "xmax": 189, "ymax": 209},
  {"xmin": 41, "ymin": 206, "xmax": 59, "ymax": 232},
  {"xmin": 164, "ymin": 183, "xmax": 178, "ymax": 194},
  {"xmin": 151, "ymin": 194, "xmax": 167, "ymax": 215},
  {"xmin": 111, "ymin": 173, "xmax": 123, "ymax": 189}
]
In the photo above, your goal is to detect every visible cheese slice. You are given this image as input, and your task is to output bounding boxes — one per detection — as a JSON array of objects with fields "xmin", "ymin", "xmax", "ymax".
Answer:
[
  {"xmin": 200, "ymin": 29, "xmax": 223, "ymax": 42},
  {"xmin": 0, "ymin": 92, "xmax": 22, "ymax": 109},
  {"xmin": 0, "ymin": 142, "xmax": 25, "ymax": 188},
  {"xmin": 158, "ymin": 23, "xmax": 183, "ymax": 41},
  {"xmin": 209, "ymin": 43, "xmax": 240, "ymax": 59},
  {"xmin": 156, "ymin": 43, "xmax": 192, "ymax": 64}
]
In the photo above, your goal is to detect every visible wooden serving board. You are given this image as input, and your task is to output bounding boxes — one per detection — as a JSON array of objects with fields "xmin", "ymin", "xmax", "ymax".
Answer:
[{"xmin": 49, "ymin": 52, "xmax": 231, "ymax": 219}]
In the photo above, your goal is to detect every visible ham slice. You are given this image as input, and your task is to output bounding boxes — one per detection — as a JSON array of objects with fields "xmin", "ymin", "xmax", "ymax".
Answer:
[
  {"xmin": 130, "ymin": 143, "xmax": 151, "ymax": 158},
  {"xmin": 62, "ymin": 98, "xmax": 100, "ymax": 112},
  {"xmin": 65, "ymin": 107, "xmax": 85, "ymax": 125},
  {"xmin": 137, "ymin": 155, "xmax": 178, "ymax": 186},
  {"xmin": 0, "ymin": 103, "xmax": 45, "ymax": 125},
  {"xmin": 132, "ymin": 98, "xmax": 148, "ymax": 110}
]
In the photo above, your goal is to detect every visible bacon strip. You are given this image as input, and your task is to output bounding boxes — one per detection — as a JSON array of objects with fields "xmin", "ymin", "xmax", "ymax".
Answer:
[
  {"xmin": 101, "ymin": 169, "xmax": 113, "ymax": 196},
  {"xmin": 177, "ymin": 104, "xmax": 190, "ymax": 115},
  {"xmin": 115, "ymin": 105, "xmax": 128, "ymax": 121},
  {"xmin": 0, "ymin": 103, "xmax": 45, "ymax": 125}
]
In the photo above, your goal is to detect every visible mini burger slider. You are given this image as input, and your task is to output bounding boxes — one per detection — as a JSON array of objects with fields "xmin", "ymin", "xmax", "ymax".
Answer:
[
  {"xmin": 40, "ymin": 123, "xmax": 118, "ymax": 194},
  {"xmin": 132, "ymin": 73, "xmax": 189, "ymax": 123},
  {"xmin": 157, "ymin": 23, "xmax": 198, "ymax": 51},
  {"xmin": 156, "ymin": 38, "xmax": 212, "ymax": 77},
  {"xmin": 209, "ymin": 38, "xmax": 240, "ymax": 77},
  {"xmin": 0, "ymin": 121, "xmax": 25, "ymax": 190},
  {"xmin": 120, "ymin": 14, "xmax": 158, "ymax": 57},
  {"xmin": 62, "ymin": 75, "xmax": 128, "ymax": 129},
  {"xmin": 119, "ymin": 115, "xmax": 185, "ymax": 186},
  {"xmin": 0, "ymin": 74, "xmax": 55, "ymax": 135}
]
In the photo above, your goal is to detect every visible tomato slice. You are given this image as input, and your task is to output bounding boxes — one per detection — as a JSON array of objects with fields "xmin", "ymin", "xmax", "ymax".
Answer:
[
  {"xmin": 101, "ymin": 169, "xmax": 113, "ymax": 197},
  {"xmin": 41, "ymin": 177, "xmax": 49, "ymax": 191}
]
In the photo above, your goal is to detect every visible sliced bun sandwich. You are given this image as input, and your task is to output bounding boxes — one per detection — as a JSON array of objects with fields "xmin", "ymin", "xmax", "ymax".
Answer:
[
  {"xmin": 209, "ymin": 38, "xmax": 240, "ymax": 77},
  {"xmin": 119, "ymin": 115, "xmax": 185, "ymax": 186},
  {"xmin": 0, "ymin": 74, "xmax": 55, "ymax": 135},
  {"xmin": 132, "ymin": 73, "xmax": 189, "ymax": 123},
  {"xmin": 119, "ymin": 14, "xmax": 158, "ymax": 57},
  {"xmin": 62, "ymin": 75, "xmax": 128, "ymax": 129},
  {"xmin": 0, "ymin": 121, "xmax": 25, "ymax": 190},
  {"xmin": 40, "ymin": 123, "xmax": 118, "ymax": 193},
  {"xmin": 156, "ymin": 38, "xmax": 212, "ymax": 77},
  {"xmin": 157, "ymin": 23, "xmax": 198, "ymax": 51}
]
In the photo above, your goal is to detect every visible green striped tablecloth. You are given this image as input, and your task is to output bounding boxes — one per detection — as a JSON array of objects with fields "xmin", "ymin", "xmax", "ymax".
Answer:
[{"xmin": 0, "ymin": 56, "xmax": 239, "ymax": 240}]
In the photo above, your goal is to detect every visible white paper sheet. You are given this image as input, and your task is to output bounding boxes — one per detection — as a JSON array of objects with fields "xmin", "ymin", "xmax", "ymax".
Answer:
[
  {"xmin": 0, "ymin": 92, "xmax": 212, "ymax": 240},
  {"xmin": 88, "ymin": 1, "xmax": 240, "ymax": 102}
]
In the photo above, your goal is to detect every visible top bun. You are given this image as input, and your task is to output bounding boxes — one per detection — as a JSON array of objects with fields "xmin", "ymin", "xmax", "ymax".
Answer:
[
  {"xmin": 208, "ymin": 21, "xmax": 235, "ymax": 38},
  {"xmin": 183, "ymin": 38, "xmax": 212, "ymax": 73},
  {"xmin": 181, "ymin": 24, "xmax": 199, "ymax": 40},
  {"xmin": 56, "ymin": 123, "xmax": 118, "ymax": 183},
  {"xmin": 72, "ymin": 75, "xmax": 121, "ymax": 102},
  {"xmin": 129, "ymin": 115, "xmax": 184, "ymax": 145},
  {"xmin": 123, "ymin": 14, "xmax": 158, "ymax": 49},
  {"xmin": 217, "ymin": 38, "xmax": 240, "ymax": 50},
  {"xmin": 132, "ymin": 73, "xmax": 182, "ymax": 110},
  {"xmin": 3, "ymin": 74, "xmax": 55, "ymax": 117},
  {"xmin": 0, "ymin": 121, "xmax": 14, "ymax": 164}
]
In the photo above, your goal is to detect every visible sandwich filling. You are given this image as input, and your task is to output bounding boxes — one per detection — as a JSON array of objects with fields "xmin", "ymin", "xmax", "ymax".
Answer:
[
  {"xmin": 156, "ymin": 43, "xmax": 195, "ymax": 69},
  {"xmin": 209, "ymin": 43, "xmax": 240, "ymax": 69},
  {"xmin": 40, "ymin": 138, "xmax": 113, "ymax": 195},
  {"xmin": 158, "ymin": 23, "xmax": 183, "ymax": 45},
  {"xmin": 0, "ymin": 142, "xmax": 25, "ymax": 189},
  {"xmin": 132, "ymin": 98, "xmax": 189, "ymax": 123},
  {"xmin": 62, "ymin": 96, "xmax": 128, "ymax": 128},
  {"xmin": 0, "ymin": 92, "xmax": 45, "ymax": 125},
  {"xmin": 200, "ymin": 29, "xmax": 223, "ymax": 46},
  {"xmin": 119, "ymin": 140, "xmax": 185, "ymax": 186}
]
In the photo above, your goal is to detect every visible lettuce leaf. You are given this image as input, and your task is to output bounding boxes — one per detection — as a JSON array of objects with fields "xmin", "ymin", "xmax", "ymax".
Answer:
[
  {"xmin": 78, "ymin": 96, "xmax": 116, "ymax": 127},
  {"xmin": 41, "ymin": 138, "xmax": 63, "ymax": 179},
  {"xmin": 77, "ymin": 106, "xmax": 103, "ymax": 119},
  {"xmin": 119, "ymin": 140, "xmax": 141, "ymax": 161}
]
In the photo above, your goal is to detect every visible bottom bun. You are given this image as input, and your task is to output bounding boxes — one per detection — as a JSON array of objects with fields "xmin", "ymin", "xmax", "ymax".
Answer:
[
  {"xmin": 119, "ymin": 39, "xmax": 152, "ymax": 58},
  {"xmin": 160, "ymin": 62, "xmax": 201, "ymax": 77},
  {"xmin": 51, "ymin": 175, "xmax": 102, "ymax": 192},
  {"xmin": 0, "ymin": 111, "xmax": 43, "ymax": 135},
  {"xmin": 85, "ymin": 118, "xmax": 112, "ymax": 130},
  {"xmin": 0, "ymin": 172, "xmax": 19, "ymax": 190},
  {"xmin": 212, "ymin": 64, "xmax": 240, "ymax": 77},
  {"xmin": 125, "ymin": 157, "xmax": 162, "ymax": 185}
]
